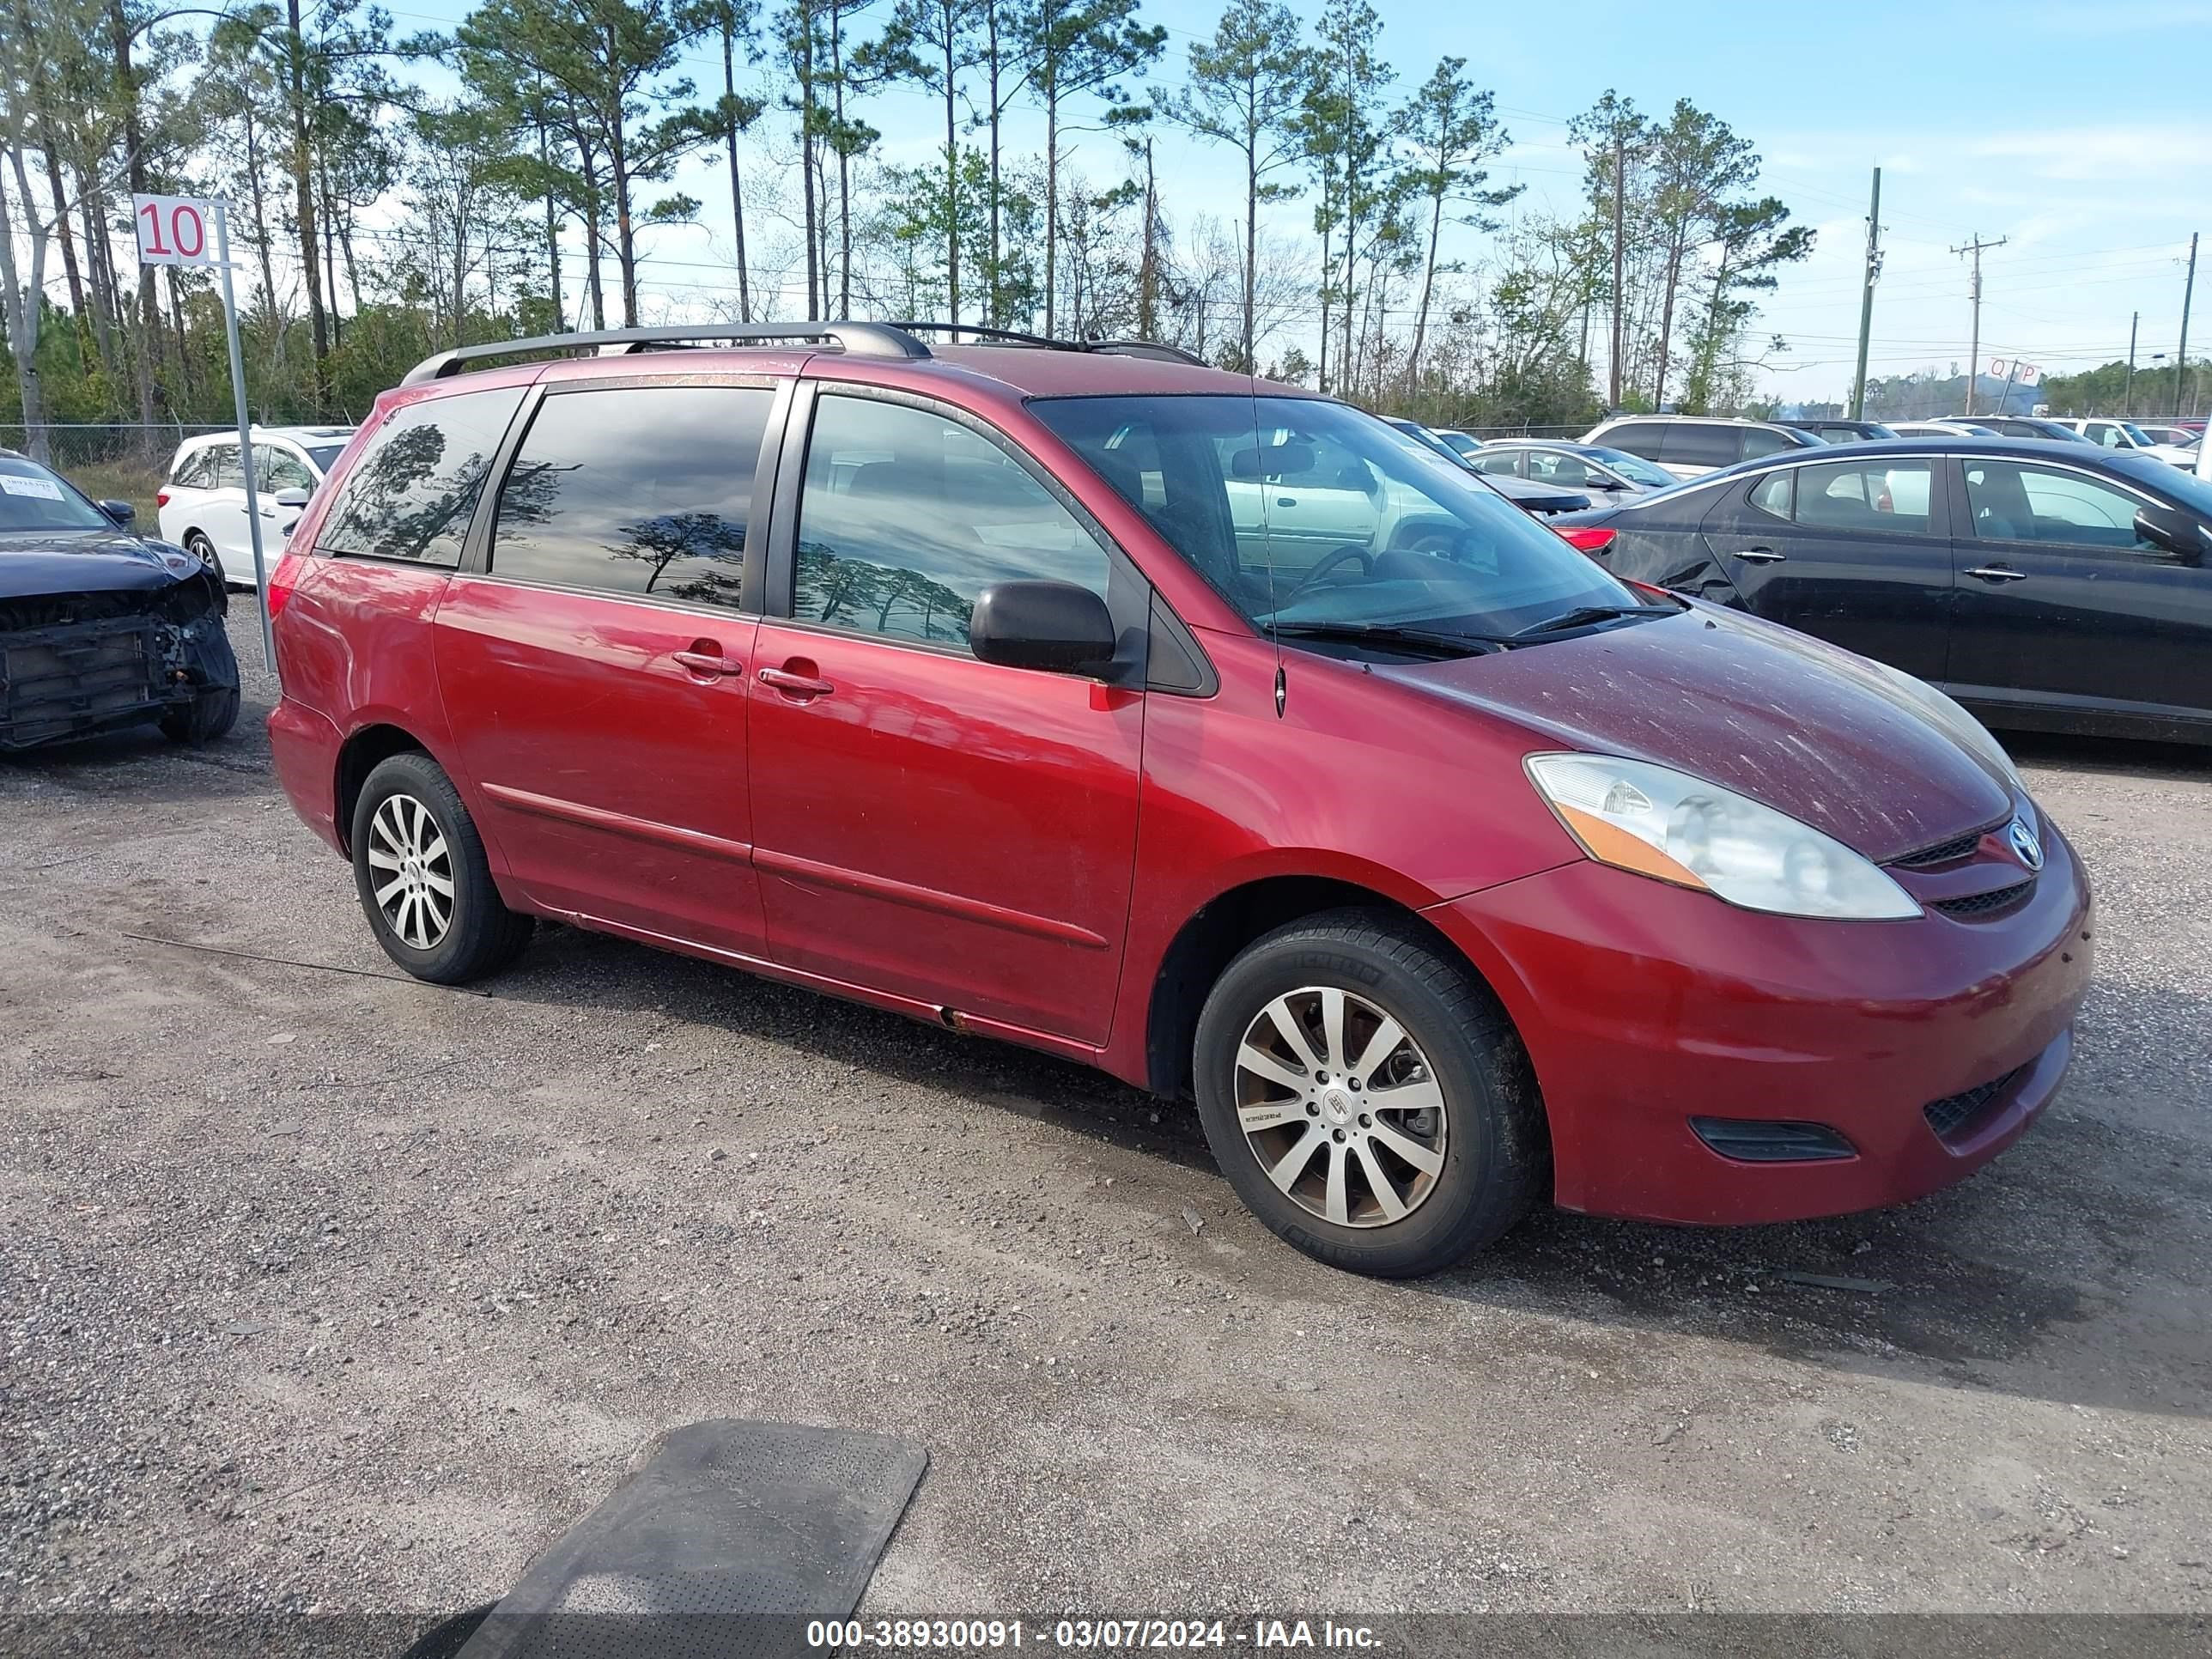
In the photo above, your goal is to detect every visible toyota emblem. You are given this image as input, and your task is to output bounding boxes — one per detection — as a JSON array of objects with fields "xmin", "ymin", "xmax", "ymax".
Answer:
[{"xmin": 2007, "ymin": 815, "xmax": 2045, "ymax": 872}]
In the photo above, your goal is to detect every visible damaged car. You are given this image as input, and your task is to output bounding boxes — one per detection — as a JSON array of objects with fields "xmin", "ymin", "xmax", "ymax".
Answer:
[{"xmin": 1, "ymin": 449, "xmax": 240, "ymax": 753}]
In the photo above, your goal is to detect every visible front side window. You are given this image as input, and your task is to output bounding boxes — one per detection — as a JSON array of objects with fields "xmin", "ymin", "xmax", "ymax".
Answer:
[
  {"xmin": 1964, "ymin": 460, "xmax": 2154, "ymax": 551},
  {"xmin": 1031, "ymin": 394, "xmax": 1640, "ymax": 643},
  {"xmin": 319, "ymin": 387, "xmax": 525, "ymax": 565},
  {"xmin": 1791, "ymin": 459, "xmax": 1934, "ymax": 533},
  {"xmin": 256, "ymin": 445, "xmax": 313, "ymax": 492},
  {"xmin": 1585, "ymin": 447, "xmax": 1675, "ymax": 489},
  {"xmin": 1471, "ymin": 449, "xmax": 1524, "ymax": 477},
  {"xmin": 1526, "ymin": 451, "xmax": 1598, "ymax": 488},
  {"xmin": 0, "ymin": 455, "xmax": 109, "ymax": 532},
  {"xmin": 792, "ymin": 395, "xmax": 1109, "ymax": 651},
  {"xmin": 1741, "ymin": 426, "xmax": 1799, "ymax": 459},
  {"xmin": 489, "ymin": 386, "xmax": 772, "ymax": 611}
]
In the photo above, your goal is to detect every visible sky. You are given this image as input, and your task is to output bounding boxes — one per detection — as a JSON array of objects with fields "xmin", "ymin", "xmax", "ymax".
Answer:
[{"xmin": 380, "ymin": 0, "xmax": 2209, "ymax": 407}]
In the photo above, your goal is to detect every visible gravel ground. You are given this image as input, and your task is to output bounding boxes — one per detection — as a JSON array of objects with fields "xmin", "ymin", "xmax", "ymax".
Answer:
[{"xmin": 3, "ymin": 612, "xmax": 2209, "ymax": 1639}]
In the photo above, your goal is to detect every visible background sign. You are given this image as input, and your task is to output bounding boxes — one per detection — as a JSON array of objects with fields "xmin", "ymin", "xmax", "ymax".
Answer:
[{"xmin": 132, "ymin": 195, "xmax": 216, "ymax": 266}]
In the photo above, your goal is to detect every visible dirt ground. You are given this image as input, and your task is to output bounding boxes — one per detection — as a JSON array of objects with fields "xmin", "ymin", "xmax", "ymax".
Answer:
[{"xmin": 3, "ymin": 613, "xmax": 2209, "ymax": 1642}]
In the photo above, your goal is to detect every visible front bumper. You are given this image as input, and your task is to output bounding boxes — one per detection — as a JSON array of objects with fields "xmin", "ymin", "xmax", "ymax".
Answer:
[
  {"xmin": 1428, "ymin": 817, "xmax": 2094, "ymax": 1225},
  {"xmin": 0, "ymin": 613, "xmax": 218, "ymax": 751}
]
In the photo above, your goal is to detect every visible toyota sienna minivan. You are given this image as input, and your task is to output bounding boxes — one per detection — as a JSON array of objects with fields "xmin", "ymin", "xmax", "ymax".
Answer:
[{"xmin": 266, "ymin": 322, "xmax": 2093, "ymax": 1278}]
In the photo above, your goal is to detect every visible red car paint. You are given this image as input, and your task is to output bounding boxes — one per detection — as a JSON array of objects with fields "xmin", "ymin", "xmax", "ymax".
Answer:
[{"xmin": 269, "ymin": 344, "xmax": 2094, "ymax": 1229}]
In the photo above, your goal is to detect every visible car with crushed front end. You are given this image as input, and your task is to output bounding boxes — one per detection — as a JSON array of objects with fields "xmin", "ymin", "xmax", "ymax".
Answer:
[
  {"xmin": 264, "ymin": 322, "xmax": 2093, "ymax": 1279},
  {"xmin": 1, "ymin": 449, "xmax": 240, "ymax": 754}
]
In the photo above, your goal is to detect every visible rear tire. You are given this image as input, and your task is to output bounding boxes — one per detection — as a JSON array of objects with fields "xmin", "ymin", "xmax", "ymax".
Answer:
[
  {"xmin": 1191, "ymin": 908, "xmax": 1547, "ymax": 1278},
  {"xmin": 159, "ymin": 684, "xmax": 240, "ymax": 744},
  {"xmin": 184, "ymin": 531, "xmax": 226, "ymax": 585},
  {"xmin": 350, "ymin": 752, "xmax": 532, "ymax": 984}
]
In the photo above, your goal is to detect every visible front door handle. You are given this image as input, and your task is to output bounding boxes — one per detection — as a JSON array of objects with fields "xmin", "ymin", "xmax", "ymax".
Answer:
[
  {"xmin": 1734, "ymin": 547, "xmax": 1786, "ymax": 563},
  {"xmin": 758, "ymin": 664, "xmax": 835, "ymax": 700},
  {"xmin": 672, "ymin": 648, "xmax": 745, "ymax": 676},
  {"xmin": 1964, "ymin": 565, "xmax": 2028, "ymax": 583}
]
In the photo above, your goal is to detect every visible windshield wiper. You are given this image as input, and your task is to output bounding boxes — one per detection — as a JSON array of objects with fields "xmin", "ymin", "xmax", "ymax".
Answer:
[
  {"xmin": 1264, "ymin": 621, "xmax": 1505, "ymax": 658},
  {"xmin": 1509, "ymin": 602, "xmax": 1676, "ymax": 640}
]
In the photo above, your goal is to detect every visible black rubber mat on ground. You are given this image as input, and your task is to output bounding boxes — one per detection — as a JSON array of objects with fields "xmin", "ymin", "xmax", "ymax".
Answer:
[{"xmin": 452, "ymin": 1419, "xmax": 927, "ymax": 1659}]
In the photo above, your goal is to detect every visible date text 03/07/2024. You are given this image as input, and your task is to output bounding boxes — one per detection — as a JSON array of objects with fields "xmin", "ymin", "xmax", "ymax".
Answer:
[{"xmin": 805, "ymin": 1619, "xmax": 1383, "ymax": 1650}]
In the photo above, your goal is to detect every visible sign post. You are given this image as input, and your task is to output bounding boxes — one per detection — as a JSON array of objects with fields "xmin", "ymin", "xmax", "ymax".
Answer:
[{"xmin": 133, "ymin": 193, "xmax": 276, "ymax": 676}]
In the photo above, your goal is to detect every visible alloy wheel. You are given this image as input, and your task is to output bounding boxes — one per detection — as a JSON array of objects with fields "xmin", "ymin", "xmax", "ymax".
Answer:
[
  {"xmin": 365, "ymin": 793, "xmax": 455, "ymax": 951},
  {"xmin": 1232, "ymin": 986, "xmax": 1449, "ymax": 1228}
]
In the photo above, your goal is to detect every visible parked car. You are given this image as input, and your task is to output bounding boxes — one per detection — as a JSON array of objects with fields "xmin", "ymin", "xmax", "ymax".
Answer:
[
  {"xmin": 1889, "ymin": 419, "xmax": 2001, "ymax": 439},
  {"xmin": 1786, "ymin": 418, "xmax": 1899, "ymax": 444},
  {"xmin": 2049, "ymin": 416, "xmax": 2198, "ymax": 468},
  {"xmin": 158, "ymin": 425, "xmax": 355, "ymax": 586},
  {"xmin": 1551, "ymin": 435, "xmax": 2212, "ymax": 743},
  {"xmin": 1970, "ymin": 415, "xmax": 2096, "ymax": 444},
  {"xmin": 1, "ymin": 448, "xmax": 240, "ymax": 751},
  {"xmin": 1382, "ymin": 419, "xmax": 1590, "ymax": 515},
  {"xmin": 1466, "ymin": 439, "xmax": 1678, "ymax": 501},
  {"xmin": 1581, "ymin": 414, "xmax": 1824, "ymax": 479},
  {"xmin": 266, "ymin": 322, "xmax": 2091, "ymax": 1277}
]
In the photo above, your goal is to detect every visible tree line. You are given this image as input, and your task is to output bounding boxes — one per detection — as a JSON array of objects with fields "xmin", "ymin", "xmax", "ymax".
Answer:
[{"xmin": 0, "ymin": 0, "xmax": 1815, "ymax": 463}]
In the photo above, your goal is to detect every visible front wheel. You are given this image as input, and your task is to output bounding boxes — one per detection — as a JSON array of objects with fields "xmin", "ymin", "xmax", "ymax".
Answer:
[
  {"xmin": 1191, "ymin": 909, "xmax": 1548, "ymax": 1278},
  {"xmin": 350, "ymin": 752, "xmax": 532, "ymax": 984}
]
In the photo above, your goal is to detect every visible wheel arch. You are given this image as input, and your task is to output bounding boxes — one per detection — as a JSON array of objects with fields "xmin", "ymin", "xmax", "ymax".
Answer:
[
  {"xmin": 1143, "ymin": 874, "xmax": 1508, "ymax": 1102},
  {"xmin": 333, "ymin": 723, "xmax": 432, "ymax": 856}
]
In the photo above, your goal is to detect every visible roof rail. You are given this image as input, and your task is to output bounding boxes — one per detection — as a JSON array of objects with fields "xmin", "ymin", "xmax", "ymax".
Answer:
[
  {"xmin": 399, "ymin": 321, "xmax": 931, "ymax": 386},
  {"xmin": 885, "ymin": 321, "xmax": 1208, "ymax": 368}
]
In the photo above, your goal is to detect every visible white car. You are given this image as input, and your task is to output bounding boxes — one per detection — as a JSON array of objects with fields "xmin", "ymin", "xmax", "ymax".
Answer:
[
  {"xmin": 2047, "ymin": 416, "xmax": 2197, "ymax": 468},
  {"xmin": 1887, "ymin": 419, "xmax": 2001, "ymax": 438},
  {"xmin": 157, "ymin": 426, "xmax": 354, "ymax": 586}
]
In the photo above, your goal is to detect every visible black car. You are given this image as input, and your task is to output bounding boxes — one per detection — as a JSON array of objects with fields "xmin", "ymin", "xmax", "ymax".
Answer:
[
  {"xmin": 1552, "ymin": 437, "xmax": 2212, "ymax": 743},
  {"xmin": 1, "ymin": 450, "xmax": 240, "ymax": 752}
]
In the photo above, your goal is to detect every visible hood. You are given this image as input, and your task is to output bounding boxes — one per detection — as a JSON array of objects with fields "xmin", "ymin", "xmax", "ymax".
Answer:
[
  {"xmin": 1386, "ymin": 604, "xmax": 2014, "ymax": 863},
  {"xmin": 0, "ymin": 529, "xmax": 207, "ymax": 599}
]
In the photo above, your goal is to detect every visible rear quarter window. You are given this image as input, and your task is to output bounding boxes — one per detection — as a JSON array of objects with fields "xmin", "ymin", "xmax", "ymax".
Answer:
[
  {"xmin": 1602, "ymin": 422, "xmax": 1668, "ymax": 460},
  {"xmin": 1661, "ymin": 423, "xmax": 1745, "ymax": 469},
  {"xmin": 319, "ymin": 387, "xmax": 526, "ymax": 565}
]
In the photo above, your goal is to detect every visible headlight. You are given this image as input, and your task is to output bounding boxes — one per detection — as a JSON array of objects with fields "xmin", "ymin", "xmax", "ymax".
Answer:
[
  {"xmin": 1525, "ymin": 753, "xmax": 1920, "ymax": 921},
  {"xmin": 1856, "ymin": 658, "xmax": 2025, "ymax": 799}
]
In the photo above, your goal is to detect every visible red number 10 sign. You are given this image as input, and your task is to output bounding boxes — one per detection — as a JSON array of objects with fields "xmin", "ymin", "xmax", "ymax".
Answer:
[{"xmin": 132, "ymin": 195, "xmax": 216, "ymax": 265}]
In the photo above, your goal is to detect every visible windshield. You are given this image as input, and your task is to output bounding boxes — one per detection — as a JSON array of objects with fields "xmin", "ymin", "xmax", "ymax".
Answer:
[
  {"xmin": 2114, "ymin": 422, "xmax": 2157, "ymax": 447},
  {"xmin": 0, "ymin": 456, "xmax": 110, "ymax": 532},
  {"xmin": 2116, "ymin": 452, "xmax": 2212, "ymax": 519},
  {"xmin": 1030, "ymin": 394, "xmax": 1642, "ymax": 641},
  {"xmin": 1583, "ymin": 446, "xmax": 1676, "ymax": 488},
  {"xmin": 1433, "ymin": 430, "xmax": 1482, "ymax": 459}
]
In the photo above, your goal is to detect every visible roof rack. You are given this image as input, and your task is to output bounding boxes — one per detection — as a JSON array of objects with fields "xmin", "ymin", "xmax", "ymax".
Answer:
[
  {"xmin": 399, "ymin": 321, "xmax": 932, "ymax": 386},
  {"xmin": 884, "ymin": 321, "xmax": 1208, "ymax": 368}
]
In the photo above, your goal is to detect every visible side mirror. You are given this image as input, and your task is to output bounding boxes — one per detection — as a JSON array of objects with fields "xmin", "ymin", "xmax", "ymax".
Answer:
[
  {"xmin": 969, "ymin": 580, "xmax": 1117, "ymax": 675},
  {"xmin": 99, "ymin": 499, "xmax": 137, "ymax": 526},
  {"xmin": 2135, "ymin": 504, "xmax": 2206, "ymax": 565},
  {"xmin": 272, "ymin": 487, "xmax": 311, "ymax": 507}
]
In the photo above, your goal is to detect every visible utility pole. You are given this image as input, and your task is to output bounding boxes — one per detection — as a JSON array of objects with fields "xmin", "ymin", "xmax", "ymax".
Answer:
[
  {"xmin": 2124, "ymin": 311, "xmax": 2138, "ymax": 414},
  {"xmin": 2177, "ymin": 231, "xmax": 2198, "ymax": 419},
  {"xmin": 1608, "ymin": 136, "xmax": 1626, "ymax": 410},
  {"xmin": 1952, "ymin": 231, "xmax": 2007, "ymax": 416},
  {"xmin": 1850, "ymin": 167, "xmax": 1882, "ymax": 420}
]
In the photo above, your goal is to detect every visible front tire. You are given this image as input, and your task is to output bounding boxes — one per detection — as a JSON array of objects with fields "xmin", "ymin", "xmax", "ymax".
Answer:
[
  {"xmin": 350, "ymin": 752, "xmax": 532, "ymax": 984},
  {"xmin": 160, "ymin": 683, "xmax": 240, "ymax": 744},
  {"xmin": 1191, "ymin": 909, "xmax": 1547, "ymax": 1278}
]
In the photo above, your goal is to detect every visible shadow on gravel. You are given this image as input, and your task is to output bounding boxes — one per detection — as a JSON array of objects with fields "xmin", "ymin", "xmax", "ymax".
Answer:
[
  {"xmin": 2002, "ymin": 730, "xmax": 2212, "ymax": 781},
  {"xmin": 0, "ymin": 719, "xmax": 276, "ymax": 804},
  {"xmin": 491, "ymin": 924, "xmax": 2209, "ymax": 1425}
]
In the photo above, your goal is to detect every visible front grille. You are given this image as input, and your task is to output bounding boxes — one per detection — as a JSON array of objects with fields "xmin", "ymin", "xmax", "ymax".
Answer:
[
  {"xmin": 1924, "ymin": 1064, "xmax": 2029, "ymax": 1141},
  {"xmin": 1, "ymin": 615, "xmax": 166, "ymax": 750},
  {"xmin": 1893, "ymin": 821, "xmax": 2001, "ymax": 868},
  {"xmin": 1933, "ymin": 881, "xmax": 2034, "ymax": 918},
  {"xmin": 1690, "ymin": 1117, "xmax": 1856, "ymax": 1163}
]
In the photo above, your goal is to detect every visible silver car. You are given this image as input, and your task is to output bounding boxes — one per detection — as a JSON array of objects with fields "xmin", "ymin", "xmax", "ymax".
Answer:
[{"xmin": 1467, "ymin": 439, "xmax": 1679, "ymax": 501}]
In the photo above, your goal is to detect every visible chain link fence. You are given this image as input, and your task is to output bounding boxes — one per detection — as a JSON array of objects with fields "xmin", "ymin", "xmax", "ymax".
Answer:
[{"xmin": 3, "ymin": 422, "xmax": 237, "ymax": 518}]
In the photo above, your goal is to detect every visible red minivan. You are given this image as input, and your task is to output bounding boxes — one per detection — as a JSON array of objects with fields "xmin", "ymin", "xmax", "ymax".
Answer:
[{"xmin": 267, "ymin": 323, "xmax": 2093, "ymax": 1277}]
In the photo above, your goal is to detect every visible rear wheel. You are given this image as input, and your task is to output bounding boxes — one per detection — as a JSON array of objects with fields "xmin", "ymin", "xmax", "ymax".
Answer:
[
  {"xmin": 350, "ymin": 752, "xmax": 532, "ymax": 984},
  {"xmin": 184, "ymin": 531, "xmax": 225, "ymax": 584},
  {"xmin": 1191, "ymin": 908, "xmax": 1547, "ymax": 1278}
]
